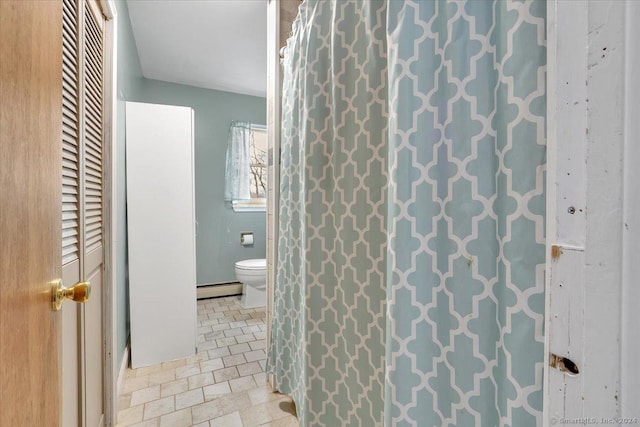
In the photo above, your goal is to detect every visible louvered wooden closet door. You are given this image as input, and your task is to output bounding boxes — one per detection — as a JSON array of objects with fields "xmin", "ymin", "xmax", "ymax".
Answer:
[{"xmin": 61, "ymin": 0, "xmax": 106, "ymax": 425}]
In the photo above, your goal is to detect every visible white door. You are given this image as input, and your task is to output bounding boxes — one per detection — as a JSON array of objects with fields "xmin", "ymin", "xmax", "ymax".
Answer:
[{"xmin": 61, "ymin": 0, "xmax": 107, "ymax": 425}]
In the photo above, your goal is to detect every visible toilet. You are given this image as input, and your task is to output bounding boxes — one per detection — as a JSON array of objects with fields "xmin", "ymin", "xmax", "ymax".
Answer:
[{"xmin": 234, "ymin": 258, "xmax": 267, "ymax": 309}]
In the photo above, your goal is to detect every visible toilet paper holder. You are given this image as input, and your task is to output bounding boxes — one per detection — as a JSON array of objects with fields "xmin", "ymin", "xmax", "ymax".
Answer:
[{"xmin": 240, "ymin": 232, "xmax": 254, "ymax": 246}]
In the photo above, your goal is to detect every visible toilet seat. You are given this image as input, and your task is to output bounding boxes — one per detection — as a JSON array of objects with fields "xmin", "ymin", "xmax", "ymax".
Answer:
[{"xmin": 235, "ymin": 259, "xmax": 266, "ymax": 270}]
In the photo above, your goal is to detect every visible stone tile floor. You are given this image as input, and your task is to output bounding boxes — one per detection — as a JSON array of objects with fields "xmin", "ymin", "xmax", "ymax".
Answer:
[{"xmin": 116, "ymin": 296, "xmax": 298, "ymax": 427}]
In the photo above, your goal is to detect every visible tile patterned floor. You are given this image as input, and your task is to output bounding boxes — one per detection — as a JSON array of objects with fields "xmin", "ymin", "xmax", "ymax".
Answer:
[{"xmin": 117, "ymin": 296, "xmax": 298, "ymax": 427}]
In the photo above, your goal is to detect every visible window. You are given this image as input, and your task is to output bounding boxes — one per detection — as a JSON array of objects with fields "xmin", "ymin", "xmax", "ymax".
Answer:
[
  {"xmin": 249, "ymin": 127, "xmax": 267, "ymax": 199},
  {"xmin": 232, "ymin": 125, "xmax": 267, "ymax": 212}
]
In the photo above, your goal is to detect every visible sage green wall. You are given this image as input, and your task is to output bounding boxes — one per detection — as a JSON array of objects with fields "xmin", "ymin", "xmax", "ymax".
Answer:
[
  {"xmin": 114, "ymin": 0, "xmax": 143, "ymax": 366},
  {"xmin": 138, "ymin": 78, "xmax": 267, "ymax": 285}
]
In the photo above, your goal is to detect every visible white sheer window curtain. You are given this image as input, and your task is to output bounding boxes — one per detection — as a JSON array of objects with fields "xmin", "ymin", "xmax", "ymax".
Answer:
[{"xmin": 224, "ymin": 121, "xmax": 252, "ymax": 203}]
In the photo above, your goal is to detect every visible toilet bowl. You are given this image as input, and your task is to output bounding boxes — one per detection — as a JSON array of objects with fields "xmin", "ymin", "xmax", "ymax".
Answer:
[{"xmin": 234, "ymin": 258, "xmax": 266, "ymax": 309}]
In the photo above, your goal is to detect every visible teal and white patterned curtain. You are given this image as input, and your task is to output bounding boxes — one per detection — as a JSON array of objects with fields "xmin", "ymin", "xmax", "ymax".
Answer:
[{"xmin": 268, "ymin": 1, "xmax": 546, "ymax": 426}]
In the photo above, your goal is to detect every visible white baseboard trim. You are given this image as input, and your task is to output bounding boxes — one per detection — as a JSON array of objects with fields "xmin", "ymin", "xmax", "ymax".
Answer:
[{"xmin": 117, "ymin": 344, "xmax": 130, "ymax": 396}]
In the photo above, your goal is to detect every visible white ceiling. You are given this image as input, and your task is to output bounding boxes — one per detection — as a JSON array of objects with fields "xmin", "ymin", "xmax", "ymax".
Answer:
[{"xmin": 127, "ymin": 0, "xmax": 267, "ymax": 98}]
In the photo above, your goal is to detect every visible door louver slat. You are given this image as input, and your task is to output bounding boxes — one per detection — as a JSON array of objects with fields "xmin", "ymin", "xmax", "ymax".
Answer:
[
  {"xmin": 83, "ymin": 1, "xmax": 103, "ymax": 255},
  {"xmin": 61, "ymin": 0, "xmax": 79, "ymax": 266}
]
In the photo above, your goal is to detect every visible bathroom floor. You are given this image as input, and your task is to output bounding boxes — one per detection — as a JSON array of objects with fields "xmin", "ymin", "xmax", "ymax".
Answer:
[{"xmin": 116, "ymin": 296, "xmax": 298, "ymax": 427}]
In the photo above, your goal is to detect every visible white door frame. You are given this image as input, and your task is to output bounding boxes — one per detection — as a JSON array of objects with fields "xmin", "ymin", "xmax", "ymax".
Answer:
[
  {"xmin": 265, "ymin": 0, "xmax": 280, "ymax": 389},
  {"xmin": 545, "ymin": 1, "xmax": 640, "ymax": 424},
  {"xmin": 99, "ymin": 0, "xmax": 118, "ymax": 425},
  {"xmin": 620, "ymin": 1, "xmax": 640, "ymax": 414}
]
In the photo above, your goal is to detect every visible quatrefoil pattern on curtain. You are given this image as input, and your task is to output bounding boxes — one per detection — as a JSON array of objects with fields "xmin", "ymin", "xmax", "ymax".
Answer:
[{"xmin": 268, "ymin": 1, "xmax": 546, "ymax": 426}]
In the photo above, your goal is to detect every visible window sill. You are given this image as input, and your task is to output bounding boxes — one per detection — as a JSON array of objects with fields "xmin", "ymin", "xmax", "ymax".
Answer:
[{"xmin": 232, "ymin": 200, "xmax": 266, "ymax": 213}]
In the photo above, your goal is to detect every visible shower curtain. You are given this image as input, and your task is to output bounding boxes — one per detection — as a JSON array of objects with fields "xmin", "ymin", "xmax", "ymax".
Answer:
[{"xmin": 268, "ymin": 1, "xmax": 546, "ymax": 426}]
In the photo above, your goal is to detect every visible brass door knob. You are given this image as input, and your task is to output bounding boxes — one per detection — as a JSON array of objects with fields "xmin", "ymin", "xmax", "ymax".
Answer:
[{"xmin": 51, "ymin": 279, "xmax": 91, "ymax": 311}]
